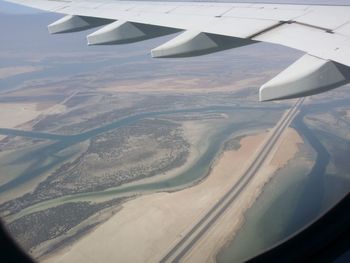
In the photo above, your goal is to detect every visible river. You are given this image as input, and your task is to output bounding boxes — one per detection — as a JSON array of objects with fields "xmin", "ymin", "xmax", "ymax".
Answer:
[
  {"xmin": 0, "ymin": 105, "xmax": 283, "ymax": 194},
  {"xmin": 1, "ymin": 105, "xmax": 282, "ymax": 220}
]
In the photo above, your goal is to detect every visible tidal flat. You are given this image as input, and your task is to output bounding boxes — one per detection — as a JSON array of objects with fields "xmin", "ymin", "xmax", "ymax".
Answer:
[
  {"xmin": 1, "ymin": 11, "xmax": 349, "ymax": 261},
  {"xmin": 217, "ymin": 96, "xmax": 350, "ymax": 263}
]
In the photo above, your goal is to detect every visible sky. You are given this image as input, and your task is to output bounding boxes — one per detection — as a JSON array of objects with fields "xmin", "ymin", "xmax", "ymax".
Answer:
[
  {"xmin": 0, "ymin": 1, "xmax": 40, "ymax": 14},
  {"xmin": 1, "ymin": 0, "xmax": 350, "ymax": 14}
]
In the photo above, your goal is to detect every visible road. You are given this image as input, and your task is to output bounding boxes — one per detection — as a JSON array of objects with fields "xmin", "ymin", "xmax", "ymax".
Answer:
[{"xmin": 160, "ymin": 98, "xmax": 304, "ymax": 263}]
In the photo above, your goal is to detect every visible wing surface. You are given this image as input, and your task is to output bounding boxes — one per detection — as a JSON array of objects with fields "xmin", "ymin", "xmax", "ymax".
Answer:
[{"xmin": 5, "ymin": 0, "xmax": 350, "ymax": 100}]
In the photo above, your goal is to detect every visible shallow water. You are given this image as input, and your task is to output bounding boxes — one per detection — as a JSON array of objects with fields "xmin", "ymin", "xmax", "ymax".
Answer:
[
  {"xmin": 217, "ymin": 106, "xmax": 350, "ymax": 263},
  {"xmin": 0, "ymin": 106, "xmax": 279, "ymax": 194},
  {"xmin": 1, "ymin": 106, "xmax": 282, "ymax": 220}
]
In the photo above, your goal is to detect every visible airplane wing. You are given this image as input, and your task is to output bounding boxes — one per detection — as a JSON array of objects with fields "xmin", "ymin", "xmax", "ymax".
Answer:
[{"xmin": 4, "ymin": 0, "xmax": 350, "ymax": 101}]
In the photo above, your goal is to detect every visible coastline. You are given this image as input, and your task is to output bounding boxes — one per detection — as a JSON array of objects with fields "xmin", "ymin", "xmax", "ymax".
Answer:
[
  {"xmin": 182, "ymin": 127, "xmax": 303, "ymax": 263},
  {"xmin": 41, "ymin": 131, "xmax": 271, "ymax": 263},
  {"xmin": 0, "ymin": 97, "xmax": 287, "ymax": 261}
]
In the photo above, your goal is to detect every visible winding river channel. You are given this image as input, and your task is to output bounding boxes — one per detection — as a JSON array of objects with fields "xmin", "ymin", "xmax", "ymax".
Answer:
[
  {"xmin": 1, "ymin": 105, "xmax": 282, "ymax": 220},
  {"xmin": 0, "ymin": 105, "xmax": 280, "ymax": 194},
  {"xmin": 2, "ymin": 98, "xmax": 349, "ymax": 260}
]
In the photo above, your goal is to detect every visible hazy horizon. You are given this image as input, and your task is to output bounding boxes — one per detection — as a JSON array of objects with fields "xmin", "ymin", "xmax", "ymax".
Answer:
[{"xmin": 1, "ymin": 0, "xmax": 350, "ymax": 14}]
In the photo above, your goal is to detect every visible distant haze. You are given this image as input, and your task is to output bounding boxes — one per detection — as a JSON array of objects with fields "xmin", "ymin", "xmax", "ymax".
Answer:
[
  {"xmin": 0, "ymin": 1, "xmax": 41, "ymax": 14},
  {"xmin": 1, "ymin": 0, "xmax": 350, "ymax": 14}
]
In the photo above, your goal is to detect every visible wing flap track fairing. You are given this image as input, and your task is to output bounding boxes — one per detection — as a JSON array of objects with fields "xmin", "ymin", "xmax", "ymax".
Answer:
[
  {"xmin": 151, "ymin": 31, "xmax": 256, "ymax": 58},
  {"xmin": 48, "ymin": 15, "xmax": 113, "ymax": 34},
  {"xmin": 87, "ymin": 21, "xmax": 180, "ymax": 45},
  {"xmin": 260, "ymin": 54, "xmax": 350, "ymax": 101}
]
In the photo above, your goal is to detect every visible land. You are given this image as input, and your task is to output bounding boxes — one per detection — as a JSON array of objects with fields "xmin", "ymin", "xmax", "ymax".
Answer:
[
  {"xmin": 0, "ymin": 12, "xmax": 349, "ymax": 263},
  {"xmin": 41, "ymin": 132, "xmax": 270, "ymax": 263},
  {"xmin": 183, "ymin": 128, "xmax": 303, "ymax": 263},
  {"xmin": 40, "ymin": 126, "xmax": 303, "ymax": 263},
  {"xmin": 0, "ymin": 62, "xmax": 286, "ymax": 258},
  {"xmin": 159, "ymin": 100, "xmax": 304, "ymax": 263},
  {"xmin": 0, "ymin": 102, "xmax": 41, "ymax": 140}
]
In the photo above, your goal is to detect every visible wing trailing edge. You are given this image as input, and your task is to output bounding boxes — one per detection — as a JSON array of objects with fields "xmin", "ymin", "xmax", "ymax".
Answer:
[{"xmin": 4, "ymin": 0, "xmax": 350, "ymax": 101}]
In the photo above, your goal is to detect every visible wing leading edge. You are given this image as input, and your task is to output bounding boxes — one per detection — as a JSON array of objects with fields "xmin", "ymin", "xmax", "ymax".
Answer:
[{"xmin": 5, "ymin": 0, "xmax": 350, "ymax": 101}]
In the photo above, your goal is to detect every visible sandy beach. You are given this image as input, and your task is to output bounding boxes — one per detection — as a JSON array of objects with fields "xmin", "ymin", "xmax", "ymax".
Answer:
[{"xmin": 41, "ymin": 127, "xmax": 303, "ymax": 263}]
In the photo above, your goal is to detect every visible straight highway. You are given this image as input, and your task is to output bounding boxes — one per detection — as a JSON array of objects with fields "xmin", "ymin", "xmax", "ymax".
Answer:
[{"xmin": 160, "ymin": 98, "xmax": 304, "ymax": 263}]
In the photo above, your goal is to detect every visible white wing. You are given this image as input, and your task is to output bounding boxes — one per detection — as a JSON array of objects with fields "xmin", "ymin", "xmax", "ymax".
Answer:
[{"xmin": 5, "ymin": 0, "xmax": 350, "ymax": 101}]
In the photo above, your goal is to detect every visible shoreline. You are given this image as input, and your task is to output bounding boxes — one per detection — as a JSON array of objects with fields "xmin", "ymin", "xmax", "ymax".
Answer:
[
  {"xmin": 40, "ymin": 137, "xmax": 240, "ymax": 261},
  {"xmin": 180, "ymin": 127, "xmax": 303, "ymax": 263},
  {"xmin": 40, "ymin": 131, "xmax": 271, "ymax": 263},
  {"xmin": 5, "ymin": 122, "xmax": 265, "ymax": 222}
]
